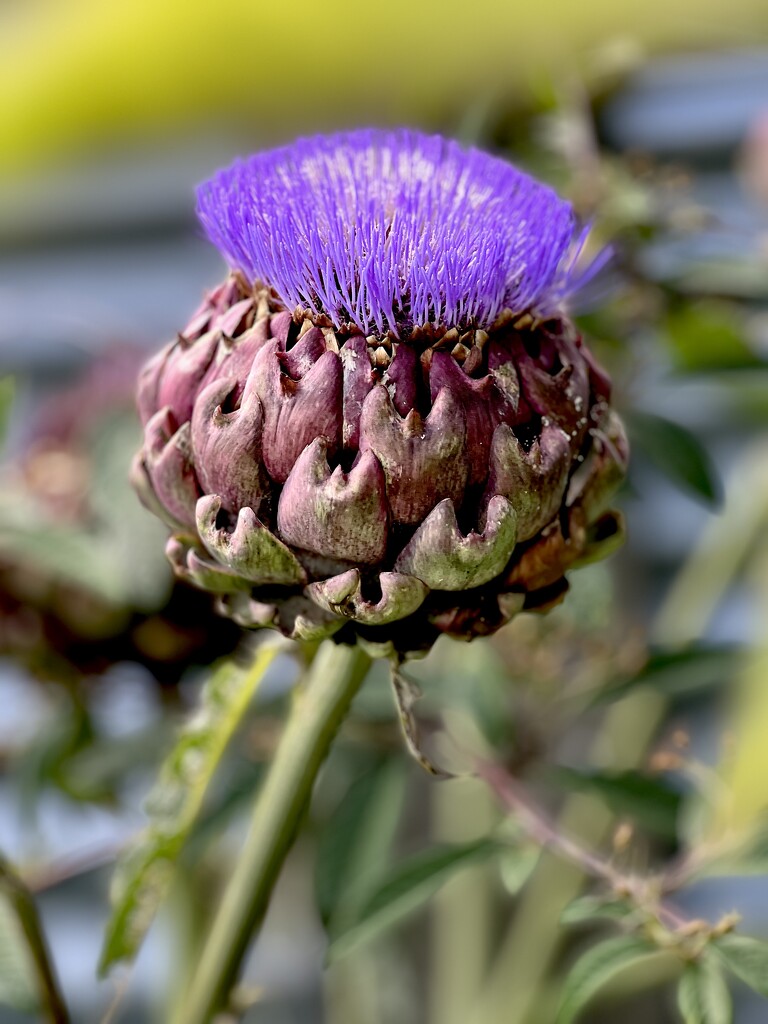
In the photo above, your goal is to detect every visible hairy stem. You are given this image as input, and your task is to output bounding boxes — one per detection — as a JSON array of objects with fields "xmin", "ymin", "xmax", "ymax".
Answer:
[
  {"xmin": 469, "ymin": 687, "xmax": 666, "ymax": 1024},
  {"xmin": 173, "ymin": 641, "xmax": 371, "ymax": 1024},
  {"xmin": 477, "ymin": 757, "xmax": 691, "ymax": 933}
]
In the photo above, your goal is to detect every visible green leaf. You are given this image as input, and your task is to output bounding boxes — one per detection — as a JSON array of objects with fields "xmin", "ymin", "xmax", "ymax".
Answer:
[
  {"xmin": 556, "ymin": 935, "xmax": 660, "ymax": 1024},
  {"xmin": 714, "ymin": 934, "xmax": 768, "ymax": 997},
  {"xmin": 664, "ymin": 301, "xmax": 759, "ymax": 373},
  {"xmin": 328, "ymin": 838, "xmax": 501, "ymax": 961},
  {"xmin": 677, "ymin": 958, "xmax": 732, "ymax": 1024},
  {"xmin": 315, "ymin": 758, "xmax": 405, "ymax": 929},
  {"xmin": 552, "ymin": 767, "xmax": 681, "ymax": 838},
  {"xmin": 0, "ymin": 377, "xmax": 13, "ymax": 445},
  {"xmin": 596, "ymin": 644, "xmax": 742, "ymax": 704},
  {"xmin": 99, "ymin": 640, "xmax": 286, "ymax": 974},
  {"xmin": 561, "ymin": 894, "xmax": 632, "ymax": 926},
  {"xmin": 627, "ymin": 410, "xmax": 721, "ymax": 507},
  {"xmin": 498, "ymin": 844, "xmax": 539, "ymax": 896}
]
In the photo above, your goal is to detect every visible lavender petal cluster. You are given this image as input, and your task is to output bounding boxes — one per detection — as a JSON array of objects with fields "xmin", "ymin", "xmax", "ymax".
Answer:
[{"xmin": 196, "ymin": 129, "xmax": 591, "ymax": 338}]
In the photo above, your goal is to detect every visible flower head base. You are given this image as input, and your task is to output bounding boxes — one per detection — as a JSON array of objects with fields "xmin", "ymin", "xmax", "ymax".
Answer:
[
  {"xmin": 134, "ymin": 130, "xmax": 627, "ymax": 657},
  {"xmin": 196, "ymin": 129, "xmax": 587, "ymax": 338}
]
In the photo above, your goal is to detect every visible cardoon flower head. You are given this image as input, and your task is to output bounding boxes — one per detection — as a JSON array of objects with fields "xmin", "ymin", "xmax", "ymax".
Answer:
[{"xmin": 133, "ymin": 129, "xmax": 627, "ymax": 656}]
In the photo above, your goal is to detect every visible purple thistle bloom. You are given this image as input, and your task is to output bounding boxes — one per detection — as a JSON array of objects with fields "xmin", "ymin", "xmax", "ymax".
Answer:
[
  {"xmin": 196, "ymin": 128, "xmax": 587, "ymax": 337},
  {"xmin": 134, "ymin": 128, "xmax": 627, "ymax": 655}
]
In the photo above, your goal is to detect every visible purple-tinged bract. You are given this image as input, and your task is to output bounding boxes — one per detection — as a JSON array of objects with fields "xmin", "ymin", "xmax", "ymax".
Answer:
[
  {"xmin": 196, "ymin": 129, "xmax": 584, "ymax": 337},
  {"xmin": 134, "ymin": 130, "xmax": 627, "ymax": 657}
]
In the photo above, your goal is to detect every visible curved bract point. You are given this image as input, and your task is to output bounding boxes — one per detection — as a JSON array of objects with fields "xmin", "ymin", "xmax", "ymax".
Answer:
[
  {"xmin": 140, "ymin": 411, "xmax": 201, "ymax": 529},
  {"xmin": 395, "ymin": 496, "xmax": 518, "ymax": 591},
  {"xmin": 248, "ymin": 341, "xmax": 343, "ymax": 483},
  {"xmin": 217, "ymin": 591, "xmax": 345, "ymax": 642},
  {"xmin": 196, "ymin": 495, "xmax": 306, "ymax": 586},
  {"xmin": 165, "ymin": 535, "xmax": 251, "ymax": 593},
  {"xmin": 307, "ymin": 569, "xmax": 429, "ymax": 625},
  {"xmin": 359, "ymin": 385, "xmax": 468, "ymax": 526},
  {"xmin": 131, "ymin": 451, "xmax": 186, "ymax": 532},
  {"xmin": 486, "ymin": 422, "xmax": 571, "ymax": 541},
  {"xmin": 428, "ymin": 351, "xmax": 510, "ymax": 486},
  {"xmin": 191, "ymin": 375, "xmax": 271, "ymax": 518},
  {"xmin": 152, "ymin": 331, "xmax": 220, "ymax": 426},
  {"xmin": 516, "ymin": 334, "xmax": 591, "ymax": 445},
  {"xmin": 277, "ymin": 439, "xmax": 389, "ymax": 565}
]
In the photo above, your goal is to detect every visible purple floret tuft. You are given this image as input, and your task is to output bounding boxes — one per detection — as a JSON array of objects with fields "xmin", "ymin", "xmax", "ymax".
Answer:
[{"xmin": 196, "ymin": 129, "xmax": 590, "ymax": 336}]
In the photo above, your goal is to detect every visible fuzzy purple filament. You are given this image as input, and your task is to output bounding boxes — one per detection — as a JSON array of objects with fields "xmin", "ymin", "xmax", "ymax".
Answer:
[{"xmin": 196, "ymin": 128, "xmax": 585, "ymax": 336}]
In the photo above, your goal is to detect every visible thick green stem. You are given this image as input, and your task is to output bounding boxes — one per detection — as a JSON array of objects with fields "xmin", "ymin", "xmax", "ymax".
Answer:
[{"xmin": 174, "ymin": 640, "xmax": 371, "ymax": 1024}]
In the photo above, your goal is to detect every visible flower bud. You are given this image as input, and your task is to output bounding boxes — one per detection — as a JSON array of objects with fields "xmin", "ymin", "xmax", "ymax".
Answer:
[{"xmin": 134, "ymin": 129, "xmax": 627, "ymax": 654}]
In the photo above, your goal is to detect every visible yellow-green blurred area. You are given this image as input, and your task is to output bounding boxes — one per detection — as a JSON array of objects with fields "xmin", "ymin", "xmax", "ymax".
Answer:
[
  {"xmin": 4, "ymin": 2, "xmax": 768, "ymax": 1023},
  {"xmin": 1, "ymin": 0, "xmax": 766, "ymax": 180}
]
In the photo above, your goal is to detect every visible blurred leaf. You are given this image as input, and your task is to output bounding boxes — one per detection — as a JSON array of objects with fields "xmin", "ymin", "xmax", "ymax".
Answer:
[
  {"xmin": 14, "ymin": 691, "xmax": 98, "ymax": 815},
  {"xmin": 0, "ymin": 413, "xmax": 170, "ymax": 611},
  {"xmin": 0, "ymin": 891, "xmax": 39, "ymax": 1013},
  {"xmin": 714, "ymin": 935, "xmax": 768, "ymax": 997},
  {"xmin": 99, "ymin": 640, "xmax": 285, "ymax": 974},
  {"xmin": 408, "ymin": 639, "xmax": 513, "ymax": 748},
  {"xmin": 552, "ymin": 767, "xmax": 681, "ymax": 838},
  {"xmin": 720, "ymin": 371, "xmax": 768, "ymax": 423},
  {"xmin": 0, "ymin": 511, "xmax": 126, "ymax": 606},
  {"xmin": 60, "ymin": 723, "xmax": 171, "ymax": 803},
  {"xmin": 561, "ymin": 894, "xmax": 632, "ymax": 926},
  {"xmin": 627, "ymin": 410, "xmax": 721, "ymax": 507},
  {"xmin": 678, "ymin": 790, "xmax": 721, "ymax": 855},
  {"xmin": 0, "ymin": 855, "xmax": 69, "ymax": 1021},
  {"xmin": 678, "ymin": 808, "xmax": 768, "ymax": 878},
  {"xmin": 498, "ymin": 844, "xmax": 540, "ymax": 896},
  {"xmin": 0, "ymin": 377, "xmax": 13, "ymax": 445},
  {"xmin": 677, "ymin": 958, "xmax": 732, "ymax": 1024},
  {"xmin": 596, "ymin": 644, "xmax": 743, "ymax": 704},
  {"xmin": 184, "ymin": 757, "xmax": 266, "ymax": 860},
  {"xmin": 664, "ymin": 302, "xmax": 759, "ymax": 373},
  {"xmin": 713, "ymin": 645, "xmax": 768, "ymax": 836},
  {"xmin": 328, "ymin": 838, "xmax": 501, "ymax": 961},
  {"xmin": 694, "ymin": 815, "xmax": 768, "ymax": 878},
  {"xmin": 316, "ymin": 758, "xmax": 406, "ymax": 930},
  {"xmin": 556, "ymin": 935, "xmax": 660, "ymax": 1024},
  {"xmin": 671, "ymin": 261, "xmax": 768, "ymax": 303}
]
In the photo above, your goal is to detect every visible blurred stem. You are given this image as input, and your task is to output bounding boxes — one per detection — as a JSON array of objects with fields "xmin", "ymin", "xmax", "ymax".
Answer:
[
  {"xmin": 0, "ymin": 855, "xmax": 70, "ymax": 1024},
  {"xmin": 429, "ymin": 778, "xmax": 496, "ymax": 1024},
  {"xmin": 173, "ymin": 641, "xmax": 371, "ymax": 1024},
  {"xmin": 653, "ymin": 444, "xmax": 768, "ymax": 647}
]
